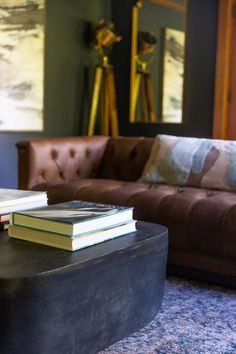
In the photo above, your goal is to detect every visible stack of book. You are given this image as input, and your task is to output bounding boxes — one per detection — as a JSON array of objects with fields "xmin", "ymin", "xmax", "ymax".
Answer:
[
  {"xmin": 0, "ymin": 189, "xmax": 47, "ymax": 231},
  {"xmin": 8, "ymin": 200, "xmax": 136, "ymax": 251}
]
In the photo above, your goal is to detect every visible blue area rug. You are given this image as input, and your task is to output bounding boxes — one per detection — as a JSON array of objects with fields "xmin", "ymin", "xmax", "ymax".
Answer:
[{"xmin": 100, "ymin": 277, "xmax": 236, "ymax": 354}]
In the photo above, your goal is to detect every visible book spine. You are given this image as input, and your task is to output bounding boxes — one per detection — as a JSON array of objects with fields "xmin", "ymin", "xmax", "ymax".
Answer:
[
  {"xmin": 0, "ymin": 222, "xmax": 9, "ymax": 231},
  {"xmin": 0, "ymin": 213, "xmax": 10, "ymax": 221}
]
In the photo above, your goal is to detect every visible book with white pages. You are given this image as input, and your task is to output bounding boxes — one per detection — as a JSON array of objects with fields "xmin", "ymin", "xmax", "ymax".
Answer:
[
  {"xmin": 11, "ymin": 200, "xmax": 134, "ymax": 236},
  {"xmin": 0, "ymin": 199, "xmax": 48, "ymax": 215},
  {"xmin": 8, "ymin": 221, "xmax": 137, "ymax": 251},
  {"xmin": 0, "ymin": 189, "xmax": 47, "ymax": 207}
]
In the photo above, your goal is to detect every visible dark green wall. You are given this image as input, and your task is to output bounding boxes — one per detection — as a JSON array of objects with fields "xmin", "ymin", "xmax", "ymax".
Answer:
[
  {"xmin": 45, "ymin": 0, "xmax": 110, "ymax": 135},
  {"xmin": 111, "ymin": 0, "xmax": 218, "ymax": 138},
  {"xmin": 0, "ymin": 0, "xmax": 218, "ymax": 188},
  {"xmin": 0, "ymin": 0, "xmax": 110, "ymax": 188}
]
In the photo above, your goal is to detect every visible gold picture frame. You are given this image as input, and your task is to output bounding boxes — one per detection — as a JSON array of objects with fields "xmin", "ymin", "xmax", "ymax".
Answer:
[{"xmin": 0, "ymin": 0, "xmax": 45, "ymax": 132}]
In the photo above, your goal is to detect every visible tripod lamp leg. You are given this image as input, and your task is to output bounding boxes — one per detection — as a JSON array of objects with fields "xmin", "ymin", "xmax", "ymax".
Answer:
[
  {"xmin": 145, "ymin": 72, "xmax": 156, "ymax": 123},
  {"xmin": 140, "ymin": 73, "xmax": 149, "ymax": 122},
  {"xmin": 88, "ymin": 66, "xmax": 103, "ymax": 136},
  {"xmin": 107, "ymin": 69, "xmax": 119, "ymax": 137},
  {"xmin": 101, "ymin": 70, "xmax": 110, "ymax": 135},
  {"xmin": 132, "ymin": 73, "xmax": 141, "ymax": 122}
]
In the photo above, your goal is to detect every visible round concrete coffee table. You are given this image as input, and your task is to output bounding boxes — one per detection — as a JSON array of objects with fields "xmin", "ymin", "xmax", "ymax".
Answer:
[{"xmin": 0, "ymin": 221, "xmax": 168, "ymax": 354}]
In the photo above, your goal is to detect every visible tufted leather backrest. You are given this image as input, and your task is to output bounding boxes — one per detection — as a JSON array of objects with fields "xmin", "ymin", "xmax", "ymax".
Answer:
[
  {"xmin": 16, "ymin": 136, "xmax": 110, "ymax": 190},
  {"xmin": 98, "ymin": 137, "xmax": 154, "ymax": 181}
]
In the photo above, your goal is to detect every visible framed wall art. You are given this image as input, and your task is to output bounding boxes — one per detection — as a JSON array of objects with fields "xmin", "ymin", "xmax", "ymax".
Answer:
[
  {"xmin": 162, "ymin": 27, "xmax": 185, "ymax": 123},
  {"xmin": 0, "ymin": 0, "xmax": 45, "ymax": 132}
]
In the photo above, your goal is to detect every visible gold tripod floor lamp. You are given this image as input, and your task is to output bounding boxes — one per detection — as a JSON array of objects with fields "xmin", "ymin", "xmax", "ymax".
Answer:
[
  {"xmin": 133, "ymin": 69, "xmax": 155, "ymax": 123},
  {"xmin": 88, "ymin": 63, "xmax": 119, "ymax": 137}
]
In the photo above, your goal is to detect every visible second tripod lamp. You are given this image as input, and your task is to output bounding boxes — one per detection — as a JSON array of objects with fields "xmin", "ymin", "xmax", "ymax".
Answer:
[
  {"xmin": 88, "ymin": 20, "xmax": 121, "ymax": 137},
  {"xmin": 134, "ymin": 31, "xmax": 157, "ymax": 123}
]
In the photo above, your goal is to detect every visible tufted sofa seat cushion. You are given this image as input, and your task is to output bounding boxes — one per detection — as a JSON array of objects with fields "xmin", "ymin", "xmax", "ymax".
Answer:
[
  {"xmin": 43, "ymin": 179, "xmax": 236, "ymax": 265},
  {"xmin": 43, "ymin": 179, "xmax": 150, "ymax": 205}
]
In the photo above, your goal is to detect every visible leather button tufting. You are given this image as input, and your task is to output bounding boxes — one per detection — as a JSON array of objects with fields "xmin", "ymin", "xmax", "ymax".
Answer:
[
  {"xmin": 85, "ymin": 148, "xmax": 91, "ymax": 158},
  {"xmin": 59, "ymin": 171, "xmax": 64, "ymax": 179},
  {"xmin": 129, "ymin": 148, "xmax": 137, "ymax": 159},
  {"xmin": 76, "ymin": 169, "xmax": 80, "ymax": 176},
  {"xmin": 69, "ymin": 149, "xmax": 76, "ymax": 158},
  {"xmin": 40, "ymin": 171, "xmax": 46, "ymax": 179},
  {"xmin": 51, "ymin": 149, "xmax": 58, "ymax": 160},
  {"xmin": 206, "ymin": 191, "xmax": 215, "ymax": 197},
  {"xmin": 177, "ymin": 188, "xmax": 183, "ymax": 193}
]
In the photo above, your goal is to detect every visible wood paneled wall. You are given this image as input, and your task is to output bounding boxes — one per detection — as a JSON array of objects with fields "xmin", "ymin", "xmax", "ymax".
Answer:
[{"xmin": 213, "ymin": 0, "xmax": 236, "ymax": 139}]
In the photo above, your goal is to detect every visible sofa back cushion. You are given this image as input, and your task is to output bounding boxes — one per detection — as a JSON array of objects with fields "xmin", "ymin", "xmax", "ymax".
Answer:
[
  {"xmin": 16, "ymin": 136, "xmax": 110, "ymax": 190},
  {"xmin": 140, "ymin": 134, "xmax": 236, "ymax": 191},
  {"xmin": 98, "ymin": 137, "xmax": 154, "ymax": 181}
]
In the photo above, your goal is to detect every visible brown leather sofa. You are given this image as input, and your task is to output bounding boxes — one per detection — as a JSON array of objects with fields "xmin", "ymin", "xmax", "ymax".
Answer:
[{"xmin": 16, "ymin": 136, "xmax": 236, "ymax": 287}]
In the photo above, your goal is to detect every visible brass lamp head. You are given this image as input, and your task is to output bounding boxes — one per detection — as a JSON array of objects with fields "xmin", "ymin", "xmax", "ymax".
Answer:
[
  {"xmin": 95, "ymin": 20, "xmax": 121, "ymax": 48},
  {"xmin": 93, "ymin": 20, "xmax": 122, "ymax": 64},
  {"xmin": 137, "ymin": 31, "xmax": 157, "ymax": 71},
  {"xmin": 137, "ymin": 31, "xmax": 157, "ymax": 56}
]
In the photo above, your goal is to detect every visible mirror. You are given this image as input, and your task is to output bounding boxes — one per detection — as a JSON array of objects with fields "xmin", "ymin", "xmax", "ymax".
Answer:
[{"xmin": 130, "ymin": 0, "xmax": 187, "ymax": 124}]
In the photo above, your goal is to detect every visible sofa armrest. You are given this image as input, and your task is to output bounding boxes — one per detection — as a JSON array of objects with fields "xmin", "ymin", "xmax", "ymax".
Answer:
[{"xmin": 16, "ymin": 136, "xmax": 110, "ymax": 190}]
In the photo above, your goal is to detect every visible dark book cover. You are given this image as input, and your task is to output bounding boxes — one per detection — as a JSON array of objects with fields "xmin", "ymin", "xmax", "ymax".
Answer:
[{"xmin": 13, "ymin": 200, "xmax": 132, "ymax": 225}]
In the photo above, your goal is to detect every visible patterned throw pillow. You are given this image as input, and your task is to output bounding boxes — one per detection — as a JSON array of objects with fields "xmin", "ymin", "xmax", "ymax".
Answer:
[{"xmin": 140, "ymin": 134, "xmax": 236, "ymax": 191}]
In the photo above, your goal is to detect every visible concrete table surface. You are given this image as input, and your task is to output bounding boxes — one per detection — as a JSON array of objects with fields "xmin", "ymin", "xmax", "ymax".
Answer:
[{"xmin": 0, "ymin": 221, "xmax": 168, "ymax": 354}]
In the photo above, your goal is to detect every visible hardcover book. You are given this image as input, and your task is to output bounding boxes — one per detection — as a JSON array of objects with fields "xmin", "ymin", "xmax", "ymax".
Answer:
[
  {"xmin": 8, "ymin": 221, "xmax": 137, "ymax": 251},
  {"xmin": 0, "ymin": 189, "xmax": 47, "ymax": 207},
  {"xmin": 0, "ymin": 214, "xmax": 10, "ymax": 223},
  {"xmin": 11, "ymin": 200, "xmax": 134, "ymax": 236},
  {"xmin": 0, "ymin": 222, "xmax": 9, "ymax": 231},
  {"xmin": 0, "ymin": 200, "xmax": 48, "ymax": 215}
]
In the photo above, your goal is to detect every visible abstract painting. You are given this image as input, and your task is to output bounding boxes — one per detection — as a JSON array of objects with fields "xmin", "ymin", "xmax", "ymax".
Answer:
[
  {"xmin": 0, "ymin": 0, "xmax": 45, "ymax": 131},
  {"xmin": 162, "ymin": 28, "xmax": 185, "ymax": 123}
]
